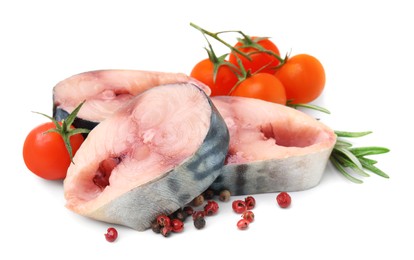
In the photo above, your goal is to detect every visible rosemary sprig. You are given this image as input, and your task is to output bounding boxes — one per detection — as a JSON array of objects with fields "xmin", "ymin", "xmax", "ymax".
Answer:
[
  {"xmin": 330, "ymin": 130, "xmax": 390, "ymax": 183},
  {"xmin": 287, "ymin": 101, "xmax": 331, "ymax": 114}
]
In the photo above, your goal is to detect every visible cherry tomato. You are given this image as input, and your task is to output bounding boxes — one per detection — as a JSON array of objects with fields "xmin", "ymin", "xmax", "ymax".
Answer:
[
  {"xmin": 190, "ymin": 58, "xmax": 239, "ymax": 96},
  {"xmin": 229, "ymin": 37, "xmax": 281, "ymax": 74},
  {"xmin": 23, "ymin": 122, "xmax": 84, "ymax": 180},
  {"xmin": 274, "ymin": 54, "xmax": 325, "ymax": 104},
  {"xmin": 230, "ymin": 73, "xmax": 286, "ymax": 105}
]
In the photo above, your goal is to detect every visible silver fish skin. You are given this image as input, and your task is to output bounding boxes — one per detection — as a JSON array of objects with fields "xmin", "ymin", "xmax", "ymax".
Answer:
[
  {"xmin": 64, "ymin": 82, "xmax": 229, "ymax": 231},
  {"xmin": 209, "ymin": 146, "xmax": 333, "ymax": 195}
]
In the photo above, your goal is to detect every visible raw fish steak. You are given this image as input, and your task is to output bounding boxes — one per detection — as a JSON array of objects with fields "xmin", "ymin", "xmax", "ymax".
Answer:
[
  {"xmin": 64, "ymin": 82, "xmax": 229, "ymax": 231},
  {"xmin": 209, "ymin": 96, "xmax": 336, "ymax": 195},
  {"xmin": 53, "ymin": 70, "xmax": 209, "ymax": 130}
]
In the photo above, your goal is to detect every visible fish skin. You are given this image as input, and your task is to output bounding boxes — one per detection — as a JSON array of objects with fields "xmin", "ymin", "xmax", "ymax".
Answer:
[
  {"xmin": 209, "ymin": 146, "xmax": 334, "ymax": 195},
  {"xmin": 64, "ymin": 83, "xmax": 229, "ymax": 231}
]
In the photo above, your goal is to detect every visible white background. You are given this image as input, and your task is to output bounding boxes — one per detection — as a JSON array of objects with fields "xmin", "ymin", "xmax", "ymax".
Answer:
[{"xmin": 1, "ymin": 0, "xmax": 412, "ymax": 259}]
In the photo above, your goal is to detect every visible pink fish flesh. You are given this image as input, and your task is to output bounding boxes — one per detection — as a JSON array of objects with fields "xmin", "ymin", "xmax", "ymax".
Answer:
[
  {"xmin": 53, "ymin": 70, "xmax": 209, "ymax": 130},
  {"xmin": 63, "ymin": 82, "xmax": 229, "ymax": 231}
]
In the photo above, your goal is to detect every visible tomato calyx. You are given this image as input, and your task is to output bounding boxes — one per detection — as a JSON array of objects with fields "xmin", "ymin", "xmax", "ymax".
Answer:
[
  {"xmin": 33, "ymin": 101, "xmax": 90, "ymax": 162},
  {"xmin": 202, "ymin": 36, "xmax": 240, "ymax": 84},
  {"xmin": 190, "ymin": 22, "xmax": 252, "ymax": 61},
  {"xmin": 233, "ymin": 35, "xmax": 286, "ymax": 67}
]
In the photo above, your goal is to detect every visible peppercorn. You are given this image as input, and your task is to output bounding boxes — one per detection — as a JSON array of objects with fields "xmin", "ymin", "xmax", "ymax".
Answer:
[
  {"xmin": 173, "ymin": 208, "xmax": 188, "ymax": 222},
  {"xmin": 203, "ymin": 189, "xmax": 215, "ymax": 200},
  {"xmin": 276, "ymin": 192, "xmax": 291, "ymax": 208},
  {"xmin": 151, "ymin": 220, "xmax": 161, "ymax": 234},
  {"xmin": 232, "ymin": 199, "xmax": 247, "ymax": 214},
  {"xmin": 219, "ymin": 189, "xmax": 231, "ymax": 202},
  {"xmin": 237, "ymin": 219, "xmax": 249, "ymax": 230},
  {"xmin": 171, "ymin": 219, "xmax": 184, "ymax": 233},
  {"xmin": 192, "ymin": 194, "xmax": 205, "ymax": 207},
  {"xmin": 245, "ymin": 196, "xmax": 256, "ymax": 210},
  {"xmin": 183, "ymin": 206, "xmax": 194, "ymax": 216},
  {"xmin": 194, "ymin": 217, "xmax": 206, "ymax": 230},
  {"xmin": 156, "ymin": 214, "xmax": 171, "ymax": 227},
  {"xmin": 192, "ymin": 210, "xmax": 205, "ymax": 220},
  {"xmin": 104, "ymin": 227, "xmax": 118, "ymax": 242},
  {"xmin": 204, "ymin": 200, "xmax": 219, "ymax": 216},
  {"xmin": 242, "ymin": 210, "xmax": 255, "ymax": 223},
  {"xmin": 160, "ymin": 225, "xmax": 172, "ymax": 237}
]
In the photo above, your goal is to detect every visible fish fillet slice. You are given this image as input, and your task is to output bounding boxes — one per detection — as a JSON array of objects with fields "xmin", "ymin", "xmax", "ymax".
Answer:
[
  {"xmin": 210, "ymin": 96, "xmax": 336, "ymax": 195},
  {"xmin": 64, "ymin": 82, "xmax": 229, "ymax": 231},
  {"xmin": 53, "ymin": 70, "xmax": 209, "ymax": 129}
]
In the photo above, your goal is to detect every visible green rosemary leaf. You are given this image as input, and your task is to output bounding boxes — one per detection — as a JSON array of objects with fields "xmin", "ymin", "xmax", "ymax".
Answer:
[
  {"xmin": 287, "ymin": 102, "xmax": 331, "ymax": 114},
  {"xmin": 349, "ymin": 165, "xmax": 371, "ymax": 177},
  {"xmin": 358, "ymin": 157, "xmax": 378, "ymax": 165},
  {"xmin": 335, "ymin": 131, "xmax": 372, "ymax": 138},
  {"xmin": 359, "ymin": 158, "xmax": 389, "ymax": 178},
  {"xmin": 334, "ymin": 146, "xmax": 363, "ymax": 170},
  {"xmin": 330, "ymin": 157, "xmax": 363, "ymax": 184},
  {"xmin": 334, "ymin": 139, "xmax": 353, "ymax": 148},
  {"xmin": 332, "ymin": 153, "xmax": 370, "ymax": 177},
  {"xmin": 349, "ymin": 146, "xmax": 390, "ymax": 157}
]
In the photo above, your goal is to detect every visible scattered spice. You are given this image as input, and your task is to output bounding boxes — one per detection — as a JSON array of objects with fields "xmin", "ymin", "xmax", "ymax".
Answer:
[
  {"xmin": 203, "ymin": 189, "xmax": 215, "ymax": 200},
  {"xmin": 204, "ymin": 200, "xmax": 219, "ymax": 216},
  {"xmin": 192, "ymin": 194, "xmax": 205, "ymax": 207},
  {"xmin": 237, "ymin": 219, "xmax": 249, "ymax": 230},
  {"xmin": 173, "ymin": 208, "xmax": 188, "ymax": 222},
  {"xmin": 194, "ymin": 217, "xmax": 206, "ymax": 230},
  {"xmin": 219, "ymin": 189, "xmax": 231, "ymax": 202},
  {"xmin": 104, "ymin": 227, "xmax": 118, "ymax": 242},
  {"xmin": 156, "ymin": 214, "xmax": 171, "ymax": 227},
  {"xmin": 183, "ymin": 206, "xmax": 194, "ymax": 216},
  {"xmin": 276, "ymin": 192, "xmax": 291, "ymax": 208},
  {"xmin": 232, "ymin": 200, "xmax": 247, "ymax": 214},
  {"xmin": 161, "ymin": 225, "xmax": 172, "ymax": 237},
  {"xmin": 192, "ymin": 210, "xmax": 205, "ymax": 220},
  {"xmin": 242, "ymin": 210, "xmax": 255, "ymax": 223},
  {"xmin": 171, "ymin": 219, "xmax": 184, "ymax": 233},
  {"xmin": 245, "ymin": 196, "xmax": 256, "ymax": 210}
]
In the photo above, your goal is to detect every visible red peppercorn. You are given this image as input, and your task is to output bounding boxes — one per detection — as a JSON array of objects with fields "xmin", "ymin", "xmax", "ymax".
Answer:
[
  {"xmin": 244, "ymin": 196, "xmax": 256, "ymax": 210},
  {"xmin": 160, "ymin": 225, "xmax": 172, "ymax": 237},
  {"xmin": 183, "ymin": 206, "xmax": 194, "ymax": 216},
  {"xmin": 276, "ymin": 192, "xmax": 291, "ymax": 208},
  {"xmin": 171, "ymin": 219, "xmax": 184, "ymax": 233},
  {"xmin": 204, "ymin": 200, "xmax": 219, "ymax": 216},
  {"xmin": 192, "ymin": 210, "xmax": 205, "ymax": 220},
  {"xmin": 104, "ymin": 227, "xmax": 118, "ymax": 242},
  {"xmin": 237, "ymin": 219, "xmax": 249, "ymax": 230},
  {"xmin": 156, "ymin": 214, "xmax": 171, "ymax": 227},
  {"xmin": 232, "ymin": 200, "xmax": 246, "ymax": 214},
  {"xmin": 242, "ymin": 210, "xmax": 255, "ymax": 223}
]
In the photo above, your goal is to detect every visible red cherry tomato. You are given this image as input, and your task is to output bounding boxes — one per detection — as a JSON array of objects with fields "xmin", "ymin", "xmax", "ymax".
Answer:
[
  {"xmin": 229, "ymin": 37, "xmax": 281, "ymax": 74},
  {"xmin": 230, "ymin": 73, "xmax": 286, "ymax": 105},
  {"xmin": 190, "ymin": 58, "xmax": 239, "ymax": 96},
  {"xmin": 275, "ymin": 54, "xmax": 325, "ymax": 104},
  {"xmin": 23, "ymin": 122, "xmax": 84, "ymax": 180}
]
